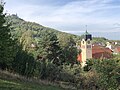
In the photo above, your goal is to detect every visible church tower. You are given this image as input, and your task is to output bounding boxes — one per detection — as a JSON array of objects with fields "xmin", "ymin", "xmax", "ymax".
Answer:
[{"xmin": 81, "ymin": 31, "xmax": 92, "ymax": 67}]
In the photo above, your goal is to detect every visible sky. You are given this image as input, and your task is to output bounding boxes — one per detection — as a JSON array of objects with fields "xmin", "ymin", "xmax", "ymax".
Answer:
[{"xmin": 4, "ymin": 0, "xmax": 120, "ymax": 40}]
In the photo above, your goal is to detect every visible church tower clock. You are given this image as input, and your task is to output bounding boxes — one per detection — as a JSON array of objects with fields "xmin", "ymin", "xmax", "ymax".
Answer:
[{"xmin": 81, "ymin": 31, "xmax": 92, "ymax": 67}]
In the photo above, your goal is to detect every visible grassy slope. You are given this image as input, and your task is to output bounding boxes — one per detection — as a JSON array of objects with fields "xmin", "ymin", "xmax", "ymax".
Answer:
[
  {"xmin": 0, "ymin": 78, "xmax": 62, "ymax": 90},
  {"xmin": 0, "ymin": 70, "xmax": 63, "ymax": 90}
]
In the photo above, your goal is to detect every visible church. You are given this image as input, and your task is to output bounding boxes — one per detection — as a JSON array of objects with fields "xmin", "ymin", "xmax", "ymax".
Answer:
[{"xmin": 77, "ymin": 31, "xmax": 112, "ymax": 67}]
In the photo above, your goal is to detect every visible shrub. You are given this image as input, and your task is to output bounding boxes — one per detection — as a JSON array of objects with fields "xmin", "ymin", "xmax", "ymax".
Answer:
[
  {"xmin": 58, "ymin": 64, "xmax": 81, "ymax": 83},
  {"xmin": 84, "ymin": 59, "xmax": 120, "ymax": 90},
  {"xmin": 13, "ymin": 50, "xmax": 35, "ymax": 77},
  {"xmin": 34, "ymin": 60, "xmax": 61, "ymax": 81}
]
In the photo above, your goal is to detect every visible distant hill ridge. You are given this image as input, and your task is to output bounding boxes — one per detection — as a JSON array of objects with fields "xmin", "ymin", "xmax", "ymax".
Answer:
[
  {"xmin": 6, "ymin": 14, "xmax": 74, "ymax": 35},
  {"xmin": 5, "ymin": 14, "xmax": 111, "ymax": 44}
]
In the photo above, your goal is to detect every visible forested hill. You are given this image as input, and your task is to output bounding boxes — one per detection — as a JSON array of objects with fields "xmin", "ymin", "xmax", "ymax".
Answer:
[
  {"xmin": 5, "ymin": 14, "xmax": 111, "ymax": 45},
  {"xmin": 6, "ymin": 14, "xmax": 81, "ymax": 41}
]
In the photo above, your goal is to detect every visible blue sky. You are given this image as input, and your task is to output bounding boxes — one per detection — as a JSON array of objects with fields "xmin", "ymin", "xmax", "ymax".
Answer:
[{"xmin": 4, "ymin": 0, "xmax": 120, "ymax": 40}]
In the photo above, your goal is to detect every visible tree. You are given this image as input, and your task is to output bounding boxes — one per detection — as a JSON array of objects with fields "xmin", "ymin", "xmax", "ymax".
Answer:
[
  {"xmin": 58, "ymin": 33, "xmax": 78, "ymax": 65},
  {"xmin": 37, "ymin": 30, "xmax": 61, "ymax": 65},
  {"xmin": 13, "ymin": 46, "xmax": 35, "ymax": 77},
  {"xmin": 0, "ymin": 2, "xmax": 16, "ymax": 69},
  {"xmin": 84, "ymin": 59, "xmax": 120, "ymax": 90},
  {"xmin": 20, "ymin": 30, "xmax": 34, "ymax": 51}
]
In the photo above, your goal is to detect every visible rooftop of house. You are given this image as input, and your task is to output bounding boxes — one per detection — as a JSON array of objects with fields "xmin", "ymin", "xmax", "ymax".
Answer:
[
  {"xmin": 77, "ymin": 44, "xmax": 113, "ymax": 62},
  {"xmin": 113, "ymin": 46, "xmax": 120, "ymax": 54},
  {"xmin": 92, "ymin": 45, "xmax": 112, "ymax": 54},
  {"xmin": 92, "ymin": 45, "xmax": 113, "ymax": 59},
  {"xmin": 116, "ymin": 47, "xmax": 120, "ymax": 51}
]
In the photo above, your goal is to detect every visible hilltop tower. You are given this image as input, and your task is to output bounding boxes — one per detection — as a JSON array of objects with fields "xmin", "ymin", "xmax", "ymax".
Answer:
[{"xmin": 81, "ymin": 31, "xmax": 92, "ymax": 67}]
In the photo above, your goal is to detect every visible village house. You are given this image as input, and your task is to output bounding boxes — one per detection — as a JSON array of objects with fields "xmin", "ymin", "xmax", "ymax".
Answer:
[{"xmin": 113, "ymin": 46, "xmax": 120, "ymax": 54}]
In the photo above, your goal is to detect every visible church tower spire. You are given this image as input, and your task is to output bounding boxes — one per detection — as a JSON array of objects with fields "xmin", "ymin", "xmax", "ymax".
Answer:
[
  {"xmin": 81, "ymin": 30, "xmax": 92, "ymax": 67},
  {"xmin": 85, "ymin": 25, "xmax": 87, "ymax": 32}
]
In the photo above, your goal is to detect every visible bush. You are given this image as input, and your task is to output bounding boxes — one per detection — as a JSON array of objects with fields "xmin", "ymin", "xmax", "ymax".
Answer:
[
  {"xmin": 34, "ymin": 61, "xmax": 82, "ymax": 84},
  {"xmin": 76, "ymin": 71, "xmax": 99, "ymax": 90},
  {"xmin": 84, "ymin": 59, "xmax": 120, "ymax": 90},
  {"xmin": 34, "ymin": 60, "xmax": 61, "ymax": 81},
  {"xmin": 58, "ymin": 64, "xmax": 81, "ymax": 83},
  {"xmin": 13, "ymin": 50, "xmax": 35, "ymax": 77}
]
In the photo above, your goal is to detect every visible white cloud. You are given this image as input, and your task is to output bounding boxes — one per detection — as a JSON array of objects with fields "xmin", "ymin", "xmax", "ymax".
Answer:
[{"xmin": 4, "ymin": 0, "xmax": 120, "ymax": 34}]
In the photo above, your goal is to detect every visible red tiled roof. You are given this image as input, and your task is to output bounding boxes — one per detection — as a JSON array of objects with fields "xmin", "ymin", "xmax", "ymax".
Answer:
[
  {"xmin": 77, "ymin": 45, "xmax": 113, "ymax": 62},
  {"xmin": 92, "ymin": 45, "xmax": 112, "ymax": 59},
  {"xmin": 114, "ymin": 46, "xmax": 120, "ymax": 54},
  {"xmin": 92, "ymin": 45, "xmax": 112, "ymax": 54},
  {"xmin": 116, "ymin": 47, "xmax": 120, "ymax": 52}
]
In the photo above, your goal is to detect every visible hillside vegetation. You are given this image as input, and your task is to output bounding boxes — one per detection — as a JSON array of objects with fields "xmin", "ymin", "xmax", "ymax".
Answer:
[
  {"xmin": 6, "ymin": 14, "xmax": 110, "ymax": 44},
  {"xmin": 6, "ymin": 14, "xmax": 80, "ymax": 41},
  {"xmin": 0, "ymin": 2, "xmax": 120, "ymax": 90}
]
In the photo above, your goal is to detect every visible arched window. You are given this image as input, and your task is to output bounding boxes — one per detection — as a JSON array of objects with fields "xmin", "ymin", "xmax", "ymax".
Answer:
[
  {"xmin": 88, "ymin": 41, "xmax": 90, "ymax": 44},
  {"xmin": 83, "ymin": 41, "xmax": 84, "ymax": 44}
]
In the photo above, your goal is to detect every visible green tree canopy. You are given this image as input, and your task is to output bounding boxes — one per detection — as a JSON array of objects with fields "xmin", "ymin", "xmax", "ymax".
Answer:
[
  {"xmin": 58, "ymin": 34, "xmax": 78, "ymax": 65},
  {"xmin": 0, "ymin": 3, "xmax": 16, "ymax": 69},
  {"xmin": 37, "ymin": 30, "xmax": 61, "ymax": 65}
]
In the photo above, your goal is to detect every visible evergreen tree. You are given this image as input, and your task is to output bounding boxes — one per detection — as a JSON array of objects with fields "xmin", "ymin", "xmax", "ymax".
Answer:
[
  {"xmin": 13, "ymin": 47, "xmax": 35, "ymax": 77},
  {"xmin": 58, "ymin": 34, "xmax": 78, "ymax": 65},
  {"xmin": 37, "ymin": 30, "xmax": 61, "ymax": 65},
  {"xmin": 0, "ymin": 3, "xmax": 16, "ymax": 69}
]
